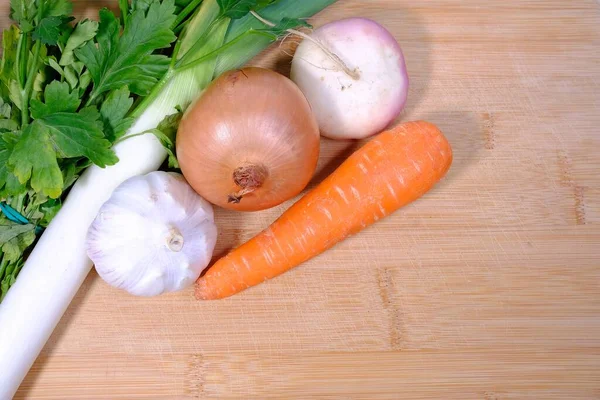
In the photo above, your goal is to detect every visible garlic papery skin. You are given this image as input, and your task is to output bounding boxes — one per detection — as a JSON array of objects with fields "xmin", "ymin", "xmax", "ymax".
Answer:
[{"xmin": 86, "ymin": 171, "xmax": 218, "ymax": 296}]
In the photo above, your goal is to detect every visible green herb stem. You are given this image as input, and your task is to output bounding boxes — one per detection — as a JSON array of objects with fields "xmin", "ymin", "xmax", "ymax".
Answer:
[
  {"xmin": 0, "ymin": 256, "xmax": 8, "ymax": 281},
  {"xmin": 112, "ymin": 130, "xmax": 148, "ymax": 145},
  {"xmin": 20, "ymin": 38, "xmax": 42, "ymax": 127},
  {"xmin": 84, "ymin": 89, "xmax": 98, "ymax": 108},
  {"xmin": 119, "ymin": 0, "xmax": 129, "ymax": 26},
  {"xmin": 173, "ymin": 20, "xmax": 187, "ymax": 35},
  {"xmin": 128, "ymin": 68, "xmax": 176, "ymax": 120},
  {"xmin": 172, "ymin": 0, "xmax": 204, "ymax": 30},
  {"xmin": 20, "ymin": 0, "xmax": 47, "ymax": 127},
  {"xmin": 175, "ymin": 29, "xmax": 275, "ymax": 73},
  {"xmin": 170, "ymin": 40, "xmax": 183, "ymax": 67},
  {"xmin": 15, "ymin": 33, "xmax": 28, "ymax": 88}
]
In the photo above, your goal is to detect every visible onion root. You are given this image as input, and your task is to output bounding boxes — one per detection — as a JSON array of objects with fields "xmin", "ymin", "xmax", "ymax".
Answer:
[{"xmin": 228, "ymin": 164, "xmax": 268, "ymax": 204}]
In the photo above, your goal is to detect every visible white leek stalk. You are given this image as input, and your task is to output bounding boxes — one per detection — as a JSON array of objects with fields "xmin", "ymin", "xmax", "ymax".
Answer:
[
  {"xmin": 0, "ymin": 106, "xmax": 172, "ymax": 399},
  {"xmin": 0, "ymin": 0, "xmax": 336, "ymax": 396}
]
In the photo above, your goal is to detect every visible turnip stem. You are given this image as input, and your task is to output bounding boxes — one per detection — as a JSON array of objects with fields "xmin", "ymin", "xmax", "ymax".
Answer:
[
  {"xmin": 249, "ymin": 10, "xmax": 275, "ymax": 26},
  {"xmin": 250, "ymin": 10, "xmax": 360, "ymax": 80}
]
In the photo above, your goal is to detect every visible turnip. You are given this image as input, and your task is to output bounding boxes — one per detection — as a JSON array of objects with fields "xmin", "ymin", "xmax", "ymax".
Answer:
[{"xmin": 290, "ymin": 17, "xmax": 409, "ymax": 140}]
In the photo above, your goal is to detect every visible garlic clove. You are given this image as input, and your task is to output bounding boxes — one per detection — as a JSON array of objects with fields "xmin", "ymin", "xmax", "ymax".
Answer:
[{"xmin": 86, "ymin": 171, "xmax": 218, "ymax": 296}]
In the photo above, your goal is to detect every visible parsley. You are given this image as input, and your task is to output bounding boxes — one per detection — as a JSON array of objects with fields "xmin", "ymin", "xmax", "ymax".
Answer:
[
  {"xmin": 147, "ymin": 110, "xmax": 182, "ymax": 169},
  {"xmin": 75, "ymin": 1, "xmax": 177, "ymax": 101},
  {"xmin": 100, "ymin": 86, "xmax": 135, "ymax": 142},
  {"xmin": 33, "ymin": 16, "xmax": 67, "ymax": 45},
  {"xmin": 8, "ymin": 122, "xmax": 63, "ymax": 198},
  {"xmin": 59, "ymin": 19, "xmax": 98, "ymax": 66},
  {"xmin": 0, "ymin": 0, "xmax": 178, "ymax": 299}
]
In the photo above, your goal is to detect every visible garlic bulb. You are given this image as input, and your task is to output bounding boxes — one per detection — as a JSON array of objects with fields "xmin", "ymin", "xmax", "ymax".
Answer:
[{"xmin": 86, "ymin": 172, "xmax": 217, "ymax": 296}]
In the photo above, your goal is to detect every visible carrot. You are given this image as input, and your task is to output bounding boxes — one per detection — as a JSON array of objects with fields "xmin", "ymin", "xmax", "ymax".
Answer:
[{"xmin": 195, "ymin": 121, "xmax": 453, "ymax": 300}]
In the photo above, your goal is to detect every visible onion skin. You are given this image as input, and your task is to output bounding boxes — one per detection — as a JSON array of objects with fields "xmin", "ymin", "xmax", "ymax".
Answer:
[{"xmin": 176, "ymin": 67, "xmax": 320, "ymax": 211}]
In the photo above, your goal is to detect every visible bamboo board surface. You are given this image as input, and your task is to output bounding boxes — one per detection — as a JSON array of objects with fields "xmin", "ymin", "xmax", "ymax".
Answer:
[{"xmin": 1, "ymin": 0, "xmax": 599, "ymax": 398}]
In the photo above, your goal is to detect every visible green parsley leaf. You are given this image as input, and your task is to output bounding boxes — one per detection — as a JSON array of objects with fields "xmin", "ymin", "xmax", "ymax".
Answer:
[
  {"xmin": 149, "ymin": 111, "xmax": 181, "ymax": 169},
  {"xmin": 9, "ymin": 0, "xmax": 25, "ymax": 23},
  {"xmin": 78, "ymin": 69, "xmax": 91, "ymax": 96},
  {"xmin": 32, "ymin": 68, "xmax": 46, "ymax": 98},
  {"xmin": 154, "ymin": 130, "xmax": 179, "ymax": 169},
  {"xmin": 43, "ymin": 0, "xmax": 73, "ymax": 18},
  {"xmin": 59, "ymin": 19, "xmax": 98, "ymax": 66},
  {"xmin": 1, "ymin": 26, "xmax": 20, "ymax": 89},
  {"xmin": 0, "ymin": 222, "xmax": 36, "ymax": 263},
  {"xmin": 156, "ymin": 109, "xmax": 181, "ymax": 143},
  {"xmin": 0, "ymin": 258, "xmax": 25, "ymax": 302},
  {"xmin": 9, "ymin": 0, "xmax": 36, "ymax": 26},
  {"xmin": 8, "ymin": 80, "xmax": 22, "ymax": 111},
  {"xmin": 217, "ymin": 0, "xmax": 257, "ymax": 19},
  {"xmin": 30, "ymin": 81, "xmax": 80, "ymax": 118},
  {"xmin": 39, "ymin": 197, "xmax": 61, "ymax": 226},
  {"xmin": 63, "ymin": 64, "xmax": 78, "ymax": 89},
  {"xmin": 33, "ymin": 16, "xmax": 64, "ymax": 45},
  {"xmin": 71, "ymin": 61, "xmax": 85, "ymax": 75},
  {"xmin": 128, "ymin": 55, "xmax": 171, "ymax": 95},
  {"xmin": 75, "ymin": 0, "xmax": 177, "ymax": 99},
  {"xmin": 60, "ymin": 158, "xmax": 89, "ymax": 191},
  {"xmin": 0, "ymin": 135, "xmax": 28, "ymax": 197},
  {"xmin": 20, "ymin": 193, "xmax": 45, "ymax": 222},
  {"xmin": 25, "ymin": 40, "xmax": 48, "ymax": 77},
  {"xmin": 38, "ymin": 108, "xmax": 118, "ymax": 167},
  {"xmin": 8, "ymin": 122, "xmax": 63, "ymax": 198},
  {"xmin": 100, "ymin": 86, "xmax": 134, "ymax": 142},
  {"xmin": 46, "ymin": 56, "xmax": 64, "ymax": 76},
  {"xmin": 0, "ymin": 97, "xmax": 18, "ymax": 131},
  {"xmin": 0, "ymin": 96, "xmax": 12, "ymax": 120},
  {"xmin": 1, "ymin": 175, "xmax": 26, "ymax": 197},
  {"xmin": 132, "ymin": 0, "xmax": 154, "ymax": 12},
  {"xmin": 0, "ymin": 119, "xmax": 18, "ymax": 132},
  {"xmin": 54, "ymin": 61, "xmax": 88, "ymax": 91}
]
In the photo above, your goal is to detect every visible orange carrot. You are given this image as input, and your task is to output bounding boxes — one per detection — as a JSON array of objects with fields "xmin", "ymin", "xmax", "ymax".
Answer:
[{"xmin": 196, "ymin": 121, "xmax": 453, "ymax": 299}]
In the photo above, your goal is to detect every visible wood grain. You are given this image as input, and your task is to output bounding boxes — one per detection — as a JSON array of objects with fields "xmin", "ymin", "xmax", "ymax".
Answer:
[{"xmin": 2, "ymin": 0, "xmax": 599, "ymax": 398}]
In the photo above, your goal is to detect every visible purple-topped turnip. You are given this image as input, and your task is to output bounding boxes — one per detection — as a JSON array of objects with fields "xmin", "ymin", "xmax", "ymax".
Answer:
[{"xmin": 291, "ymin": 17, "xmax": 409, "ymax": 140}]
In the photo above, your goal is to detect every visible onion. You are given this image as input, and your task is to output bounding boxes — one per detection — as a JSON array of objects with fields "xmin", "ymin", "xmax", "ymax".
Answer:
[{"xmin": 176, "ymin": 67, "xmax": 320, "ymax": 211}]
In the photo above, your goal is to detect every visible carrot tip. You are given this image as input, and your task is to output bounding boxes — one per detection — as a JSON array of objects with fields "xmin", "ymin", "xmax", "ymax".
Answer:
[{"xmin": 194, "ymin": 279, "xmax": 212, "ymax": 300}]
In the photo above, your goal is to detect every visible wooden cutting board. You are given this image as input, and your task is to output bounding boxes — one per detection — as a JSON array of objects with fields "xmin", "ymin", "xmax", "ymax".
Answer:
[{"xmin": 2, "ymin": 0, "xmax": 599, "ymax": 398}]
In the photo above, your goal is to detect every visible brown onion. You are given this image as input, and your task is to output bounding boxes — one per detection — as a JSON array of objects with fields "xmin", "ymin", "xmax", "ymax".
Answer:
[{"xmin": 176, "ymin": 67, "xmax": 320, "ymax": 211}]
